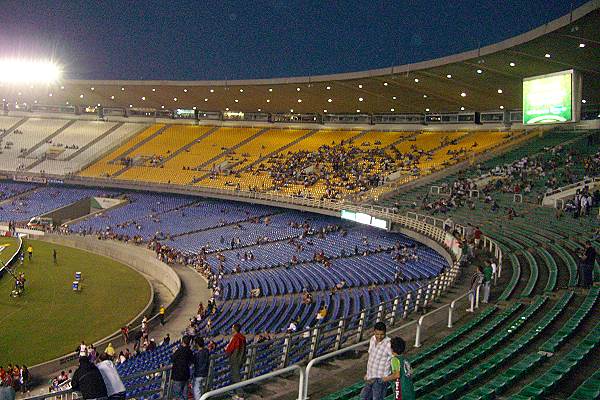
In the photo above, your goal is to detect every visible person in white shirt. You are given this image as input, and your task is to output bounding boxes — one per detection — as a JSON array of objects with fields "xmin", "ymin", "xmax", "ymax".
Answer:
[
  {"xmin": 97, "ymin": 353, "xmax": 126, "ymax": 400},
  {"xmin": 361, "ymin": 322, "xmax": 392, "ymax": 400}
]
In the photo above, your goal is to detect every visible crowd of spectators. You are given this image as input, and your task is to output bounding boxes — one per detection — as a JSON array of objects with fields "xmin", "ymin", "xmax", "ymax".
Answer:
[{"xmin": 0, "ymin": 364, "xmax": 30, "ymax": 395}]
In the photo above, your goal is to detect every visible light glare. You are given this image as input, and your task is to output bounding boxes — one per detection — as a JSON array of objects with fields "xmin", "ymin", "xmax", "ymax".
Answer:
[{"xmin": 0, "ymin": 59, "xmax": 62, "ymax": 84}]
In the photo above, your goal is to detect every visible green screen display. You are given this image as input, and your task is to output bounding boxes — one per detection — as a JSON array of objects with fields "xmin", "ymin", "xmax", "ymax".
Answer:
[{"xmin": 523, "ymin": 71, "xmax": 573, "ymax": 125}]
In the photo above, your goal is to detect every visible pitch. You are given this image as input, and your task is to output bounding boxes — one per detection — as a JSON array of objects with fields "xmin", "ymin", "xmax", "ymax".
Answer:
[{"xmin": 0, "ymin": 238, "xmax": 151, "ymax": 366}]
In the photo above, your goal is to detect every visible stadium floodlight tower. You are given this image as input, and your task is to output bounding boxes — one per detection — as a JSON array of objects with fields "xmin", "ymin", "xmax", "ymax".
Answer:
[{"xmin": 0, "ymin": 58, "xmax": 63, "ymax": 84}]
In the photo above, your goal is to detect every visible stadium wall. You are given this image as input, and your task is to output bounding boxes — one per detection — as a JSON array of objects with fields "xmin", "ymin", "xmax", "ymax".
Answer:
[{"xmin": 28, "ymin": 235, "xmax": 180, "ymax": 378}]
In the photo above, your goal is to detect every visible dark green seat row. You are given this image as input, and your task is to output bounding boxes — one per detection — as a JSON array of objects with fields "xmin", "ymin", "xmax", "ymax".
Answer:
[
  {"xmin": 409, "ymin": 306, "xmax": 497, "ymax": 365},
  {"xmin": 568, "ymin": 368, "xmax": 600, "ymax": 399},
  {"xmin": 511, "ymin": 318, "xmax": 600, "ymax": 399},
  {"xmin": 414, "ymin": 298, "xmax": 546, "ymax": 395},
  {"xmin": 548, "ymin": 243, "xmax": 578, "ymax": 287},
  {"xmin": 498, "ymin": 253, "xmax": 521, "ymax": 301},
  {"xmin": 414, "ymin": 304, "xmax": 521, "ymax": 380},
  {"xmin": 520, "ymin": 251, "xmax": 539, "ymax": 298},
  {"xmin": 418, "ymin": 292, "xmax": 572, "ymax": 400},
  {"xmin": 540, "ymin": 287, "xmax": 598, "ymax": 353},
  {"xmin": 537, "ymin": 247, "xmax": 558, "ymax": 292}
]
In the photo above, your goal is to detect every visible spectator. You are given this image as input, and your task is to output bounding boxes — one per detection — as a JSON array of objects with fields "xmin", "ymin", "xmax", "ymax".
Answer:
[
  {"xmin": 383, "ymin": 337, "xmax": 415, "ymax": 400},
  {"xmin": 120, "ymin": 326, "xmax": 129, "ymax": 344},
  {"xmin": 224, "ymin": 324, "xmax": 247, "ymax": 400},
  {"xmin": 579, "ymin": 241, "xmax": 596, "ymax": 288},
  {"xmin": 159, "ymin": 305, "xmax": 166, "ymax": 326},
  {"xmin": 71, "ymin": 357, "xmax": 108, "ymax": 400},
  {"xmin": 97, "ymin": 353, "xmax": 126, "ymax": 400},
  {"xmin": 192, "ymin": 338, "xmax": 210, "ymax": 400},
  {"xmin": 482, "ymin": 260, "xmax": 493, "ymax": 304},
  {"xmin": 162, "ymin": 333, "xmax": 171, "ymax": 346},
  {"xmin": 20, "ymin": 366, "xmax": 29, "ymax": 394},
  {"xmin": 316, "ymin": 305, "xmax": 327, "ymax": 323},
  {"xmin": 361, "ymin": 322, "xmax": 392, "ymax": 400},
  {"xmin": 170, "ymin": 336, "xmax": 194, "ymax": 400},
  {"xmin": 104, "ymin": 343, "xmax": 116, "ymax": 358},
  {"xmin": 467, "ymin": 266, "xmax": 484, "ymax": 312}
]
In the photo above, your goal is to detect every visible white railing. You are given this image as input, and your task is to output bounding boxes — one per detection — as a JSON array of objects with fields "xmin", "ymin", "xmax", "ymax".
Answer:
[{"xmin": 542, "ymin": 176, "xmax": 600, "ymax": 207}]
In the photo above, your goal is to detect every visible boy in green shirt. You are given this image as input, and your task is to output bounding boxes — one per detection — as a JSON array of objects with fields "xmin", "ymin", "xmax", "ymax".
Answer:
[{"xmin": 383, "ymin": 337, "xmax": 415, "ymax": 400}]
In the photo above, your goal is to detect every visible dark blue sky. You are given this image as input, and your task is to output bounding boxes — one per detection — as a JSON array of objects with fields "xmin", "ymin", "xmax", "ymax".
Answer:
[{"xmin": 0, "ymin": 0, "xmax": 587, "ymax": 81}]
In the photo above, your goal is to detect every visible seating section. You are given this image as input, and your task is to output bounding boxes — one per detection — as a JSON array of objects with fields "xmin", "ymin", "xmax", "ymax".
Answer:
[{"xmin": 0, "ymin": 117, "xmax": 70, "ymax": 170}]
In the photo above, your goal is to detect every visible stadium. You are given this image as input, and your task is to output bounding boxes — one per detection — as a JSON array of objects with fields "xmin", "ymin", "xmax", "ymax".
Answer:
[{"xmin": 0, "ymin": 1, "xmax": 599, "ymax": 400}]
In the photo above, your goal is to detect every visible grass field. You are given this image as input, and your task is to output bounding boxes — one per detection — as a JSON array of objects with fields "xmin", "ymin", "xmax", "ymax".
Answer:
[{"xmin": 0, "ymin": 238, "xmax": 151, "ymax": 366}]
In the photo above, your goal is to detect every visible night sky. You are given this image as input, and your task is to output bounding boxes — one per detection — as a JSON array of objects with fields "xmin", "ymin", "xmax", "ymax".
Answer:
[{"xmin": 0, "ymin": 0, "xmax": 587, "ymax": 81}]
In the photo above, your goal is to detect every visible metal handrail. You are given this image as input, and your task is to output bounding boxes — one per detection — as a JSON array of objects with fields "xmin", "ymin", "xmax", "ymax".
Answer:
[{"xmin": 199, "ymin": 364, "xmax": 304, "ymax": 400}]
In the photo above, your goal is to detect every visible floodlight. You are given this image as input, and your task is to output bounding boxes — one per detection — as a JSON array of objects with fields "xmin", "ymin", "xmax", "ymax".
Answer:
[{"xmin": 0, "ymin": 59, "xmax": 62, "ymax": 84}]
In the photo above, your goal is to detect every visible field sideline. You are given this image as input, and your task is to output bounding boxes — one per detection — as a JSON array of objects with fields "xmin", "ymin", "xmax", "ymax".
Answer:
[{"xmin": 0, "ymin": 238, "xmax": 151, "ymax": 366}]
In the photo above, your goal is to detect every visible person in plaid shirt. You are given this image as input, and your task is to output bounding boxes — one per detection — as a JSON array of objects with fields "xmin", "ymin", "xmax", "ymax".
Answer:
[{"xmin": 361, "ymin": 322, "xmax": 393, "ymax": 400}]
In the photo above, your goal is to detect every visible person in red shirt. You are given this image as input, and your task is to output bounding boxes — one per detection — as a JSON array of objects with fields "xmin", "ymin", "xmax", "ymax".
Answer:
[{"xmin": 225, "ymin": 324, "xmax": 247, "ymax": 400}]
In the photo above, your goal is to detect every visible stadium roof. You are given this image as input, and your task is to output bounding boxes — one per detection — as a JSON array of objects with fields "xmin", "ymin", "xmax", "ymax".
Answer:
[{"xmin": 2, "ymin": 0, "xmax": 599, "ymax": 115}]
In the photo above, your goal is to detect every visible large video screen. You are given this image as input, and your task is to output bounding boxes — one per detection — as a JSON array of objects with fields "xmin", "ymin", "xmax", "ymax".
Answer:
[{"xmin": 523, "ymin": 70, "xmax": 577, "ymax": 125}]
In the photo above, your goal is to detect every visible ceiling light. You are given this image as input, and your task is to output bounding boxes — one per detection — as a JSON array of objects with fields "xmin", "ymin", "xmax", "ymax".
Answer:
[
  {"xmin": 60, "ymin": 86, "xmax": 64, "ymax": 90},
  {"xmin": 152, "ymin": 88, "xmax": 156, "ymax": 92},
  {"xmin": 296, "ymin": 87, "xmax": 301, "ymax": 91},
  {"xmin": 193, "ymin": 106, "xmax": 197, "ymax": 110},
  {"xmin": 326, "ymin": 86, "xmax": 331, "ymax": 90},
  {"xmin": 210, "ymin": 89, "xmax": 214, "ymax": 93},
  {"xmin": 423, "ymin": 94, "xmax": 427, "ymax": 98},
  {"xmin": 66, "ymin": 101, "xmax": 69, "ymax": 105},
  {"xmin": 392, "ymin": 96, "xmax": 397, "ymax": 100},
  {"xmin": 110, "ymin": 95, "xmax": 115, "ymax": 100},
  {"xmin": 476, "ymin": 69, "xmax": 482, "ymax": 74},
  {"xmin": 173, "ymin": 97, "xmax": 177, "ymax": 101},
  {"xmin": 258, "ymin": 108, "xmax": 261, "ymax": 111},
  {"xmin": 358, "ymin": 84, "xmax": 363, "ymax": 88},
  {"xmin": 91, "ymin": 87, "xmax": 95, "ymax": 91},
  {"xmin": 183, "ymin": 89, "xmax": 188, "ymax": 92},
  {"xmin": 358, "ymin": 97, "xmax": 363, "ymax": 102},
  {"xmin": 544, "ymin": 53, "xmax": 551, "ymax": 58},
  {"xmin": 239, "ymin": 89, "xmax": 244, "ymax": 92},
  {"xmin": 79, "ymin": 94, "xmax": 84, "ymax": 98},
  {"xmin": 204, "ymin": 98, "xmax": 208, "ymax": 102},
  {"xmin": 161, "ymin": 105, "xmax": 165, "ymax": 109},
  {"xmin": 266, "ymin": 99, "xmax": 271, "ymax": 103},
  {"xmin": 425, "ymin": 108, "xmax": 430, "ymax": 112},
  {"xmin": 290, "ymin": 109, "xmax": 294, "ymax": 112},
  {"xmin": 129, "ymin": 104, "xmax": 133, "ymax": 108},
  {"xmin": 497, "ymin": 89, "xmax": 503, "ymax": 94},
  {"xmin": 500, "ymin": 106, "xmax": 504, "ymax": 109},
  {"xmin": 460, "ymin": 106, "xmax": 465, "ymax": 111},
  {"xmin": 327, "ymin": 98, "xmax": 332, "ymax": 103},
  {"xmin": 121, "ymin": 87, "xmax": 125, "ymax": 91},
  {"xmin": 414, "ymin": 78, "xmax": 419, "ymax": 83},
  {"xmin": 268, "ymin": 88, "xmax": 273, "ymax": 92},
  {"xmin": 48, "ymin": 93, "xmax": 52, "ymax": 97},
  {"xmin": 383, "ymin": 82, "xmax": 388, "ymax": 86},
  {"xmin": 579, "ymin": 43, "xmax": 586, "ymax": 48},
  {"xmin": 297, "ymin": 99, "xmax": 302, "ymax": 103},
  {"xmin": 390, "ymin": 108, "xmax": 395, "ymax": 112},
  {"xmin": 460, "ymin": 92, "xmax": 466, "ymax": 97},
  {"xmin": 446, "ymin": 74, "xmax": 452, "ymax": 79},
  {"xmin": 356, "ymin": 109, "xmax": 361, "ymax": 113},
  {"xmin": 225, "ymin": 107, "xmax": 229, "ymax": 111},
  {"xmin": 234, "ymin": 99, "xmax": 239, "ymax": 103},
  {"xmin": 34, "ymin": 100, "xmax": 38, "ymax": 104},
  {"xmin": 323, "ymin": 109, "xmax": 328, "ymax": 113},
  {"xmin": 509, "ymin": 62, "xmax": 516, "ymax": 67},
  {"xmin": 582, "ymin": 99, "xmax": 587, "ymax": 103},
  {"xmin": 141, "ymin": 96, "xmax": 146, "ymax": 100}
]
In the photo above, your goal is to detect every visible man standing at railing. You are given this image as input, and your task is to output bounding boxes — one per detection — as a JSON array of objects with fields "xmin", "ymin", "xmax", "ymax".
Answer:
[
  {"xmin": 482, "ymin": 260, "xmax": 493, "ymax": 304},
  {"xmin": 170, "ymin": 336, "xmax": 194, "ymax": 400},
  {"xmin": 361, "ymin": 322, "xmax": 392, "ymax": 400},
  {"xmin": 225, "ymin": 323, "xmax": 247, "ymax": 400}
]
